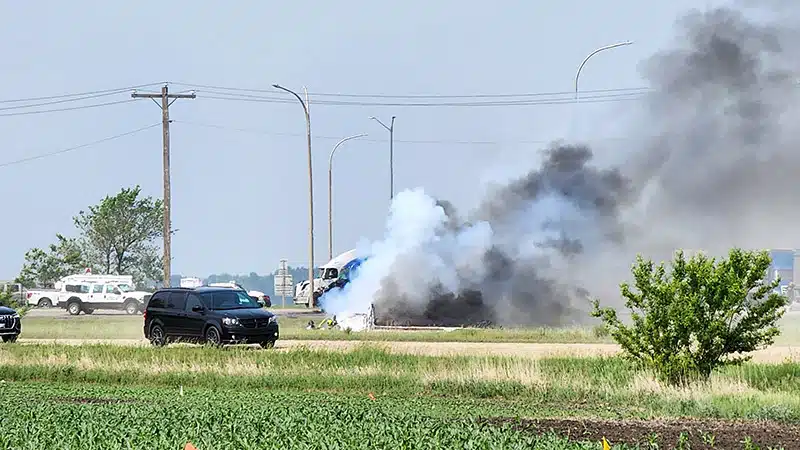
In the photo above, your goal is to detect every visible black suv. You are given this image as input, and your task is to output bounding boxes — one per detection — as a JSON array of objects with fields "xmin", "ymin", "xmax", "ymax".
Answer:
[
  {"xmin": 143, "ymin": 286, "xmax": 279, "ymax": 348},
  {"xmin": 0, "ymin": 305, "xmax": 21, "ymax": 343}
]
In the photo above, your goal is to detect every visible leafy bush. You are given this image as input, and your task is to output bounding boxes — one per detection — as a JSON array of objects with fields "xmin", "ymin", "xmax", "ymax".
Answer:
[
  {"xmin": 0, "ymin": 290, "xmax": 16, "ymax": 308},
  {"xmin": 592, "ymin": 248, "xmax": 788, "ymax": 386}
]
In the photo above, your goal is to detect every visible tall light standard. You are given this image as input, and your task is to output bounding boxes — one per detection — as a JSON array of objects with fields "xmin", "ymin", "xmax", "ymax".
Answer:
[
  {"xmin": 328, "ymin": 133, "xmax": 367, "ymax": 260},
  {"xmin": 273, "ymin": 83, "xmax": 316, "ymax": 308},
  {"xmin": 369, "ymin": 115, "xmax": 396, "ymax": 200},
  {"xmin": 574, "ymin": 41, "xmax": 633, "ymax": 100}
]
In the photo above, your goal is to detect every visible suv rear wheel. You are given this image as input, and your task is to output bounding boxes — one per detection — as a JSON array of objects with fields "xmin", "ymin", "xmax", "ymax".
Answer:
[{"xmin": 149, "ymin": 324, "xmax": 166, "ymax": 347}]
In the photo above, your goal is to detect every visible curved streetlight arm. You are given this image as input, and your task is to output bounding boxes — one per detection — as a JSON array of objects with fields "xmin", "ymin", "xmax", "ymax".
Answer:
[
  {"xmin": 329, "ymin": 133, "xmax": 368, "ymax": 169},
  {"xmin": 574, "ymin": 41, "xmax": 633, "ymax": 99},
  {"xmin": 273, "ymin": 84, "xmax": 308, "ymax": 114}
]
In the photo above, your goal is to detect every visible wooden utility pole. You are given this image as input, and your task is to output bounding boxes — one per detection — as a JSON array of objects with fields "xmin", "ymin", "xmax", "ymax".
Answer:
[{"xmin": 132, "ymin": 84, "xmax": 195, "ymax": 287}]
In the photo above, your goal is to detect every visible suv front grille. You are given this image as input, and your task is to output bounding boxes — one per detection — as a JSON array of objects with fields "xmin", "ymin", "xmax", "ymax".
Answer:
[
  {"xmin": 0, "ymin": 315, "xmax": 16, "ymax": 328},
  {"xmin": 239, "ymin": 318, "xmax": 271, "ymax": 329}
]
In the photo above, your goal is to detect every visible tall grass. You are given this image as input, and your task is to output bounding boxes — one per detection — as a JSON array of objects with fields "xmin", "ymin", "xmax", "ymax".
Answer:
[{"xmin": 1, "ymin": 343, "xmax": 799, "ymax": 421}]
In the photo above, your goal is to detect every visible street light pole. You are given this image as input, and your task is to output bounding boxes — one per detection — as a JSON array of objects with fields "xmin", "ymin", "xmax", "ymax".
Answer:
[
  {"xmin": 328, "ymin": 133, "xmax": 367, "ymax": 261},
  {"xmin": 273, "ymin": 83, "xmax": 316, "ymax": 308},
  {"xmin": 575, "ymin": 41, "xmax": 633, "ymax": 100},
  {"xmin": 369, "ymin": 115, "xmax": 396, "ymax": 201}
]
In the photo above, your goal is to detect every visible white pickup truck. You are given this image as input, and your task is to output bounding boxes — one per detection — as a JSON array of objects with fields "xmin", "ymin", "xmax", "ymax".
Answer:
[
  {"xmin": 55, "ymin": 274, "xmax": 151, "ymax": 315},
  {"xmin": 25, "ymin": 289, "xmax": 59, "ymax": 308}
]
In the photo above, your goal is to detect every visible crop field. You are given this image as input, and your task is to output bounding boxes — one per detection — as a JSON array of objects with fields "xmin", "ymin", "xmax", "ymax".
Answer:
[
  {"xmin": 6, "ymin": 310, "xmax": 800, "ymax": 448},
  {"xmin": 1, "ymin": 344, "xmax": 800, "ymax": 448}
]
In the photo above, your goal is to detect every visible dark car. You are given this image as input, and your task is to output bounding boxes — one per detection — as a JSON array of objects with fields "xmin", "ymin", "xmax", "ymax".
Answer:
[
  {"xmin": 143, "ymin": 286, "xmax": 279, "ymax": 348},
  {"xmin": 0, "ymin": 306, "xmax": 21, "ymax": 343}
]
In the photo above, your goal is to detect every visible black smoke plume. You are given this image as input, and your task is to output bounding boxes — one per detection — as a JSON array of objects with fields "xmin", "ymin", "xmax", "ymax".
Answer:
[{"xmin": 331, "ymin": 4, "xmax": 800, "ymax": 327}]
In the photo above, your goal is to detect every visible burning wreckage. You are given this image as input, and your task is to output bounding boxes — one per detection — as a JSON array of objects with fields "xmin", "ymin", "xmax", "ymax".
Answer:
[
  {"xmin": 301, "ymin": 141, "xmax": 625, "ymax": 331},
  {"xmin": 297, "ymin": 249, "xmax": 498, "ymax": 330}
]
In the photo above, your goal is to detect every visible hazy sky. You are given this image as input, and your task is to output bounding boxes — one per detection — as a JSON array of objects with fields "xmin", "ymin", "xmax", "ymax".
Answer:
[{"xmin": 0, "ymin": 0, "xmax": 729, "ymax": 278}]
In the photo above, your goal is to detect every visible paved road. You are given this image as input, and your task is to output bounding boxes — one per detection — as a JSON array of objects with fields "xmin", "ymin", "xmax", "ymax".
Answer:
[{"xmin": 24, "ymin": 307, "xmax": 323, "ymax": 318}]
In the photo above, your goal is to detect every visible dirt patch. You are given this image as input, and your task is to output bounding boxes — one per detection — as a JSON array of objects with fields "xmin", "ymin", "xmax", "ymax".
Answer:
[
  {"xmin": 482, "ymin": 417, "xmax": 800, "ymax": 448},
  {"xmin": 53, "ymin": 397, "xmax": 139, "ymax": 405}
]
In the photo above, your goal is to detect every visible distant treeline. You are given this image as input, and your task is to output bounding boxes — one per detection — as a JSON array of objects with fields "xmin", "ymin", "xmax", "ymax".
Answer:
[{"xmin": 170, "ymin": 266, "xmax": 310, "ymax": 298}]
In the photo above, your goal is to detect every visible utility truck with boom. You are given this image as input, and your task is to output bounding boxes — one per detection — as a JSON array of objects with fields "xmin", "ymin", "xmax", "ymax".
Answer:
[{"xmin": 56, "ymin": 274, "xmax": 151, "ymax": 315}]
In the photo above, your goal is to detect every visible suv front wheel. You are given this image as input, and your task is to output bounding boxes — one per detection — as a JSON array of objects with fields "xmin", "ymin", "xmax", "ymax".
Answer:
[{"xmin": 204, "ymin": 325, "xmax": 222, "ymax": 347}]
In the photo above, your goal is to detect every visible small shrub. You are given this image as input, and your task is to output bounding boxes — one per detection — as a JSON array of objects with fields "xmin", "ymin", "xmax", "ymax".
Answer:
[{"xmin": 592, "ymin": 248, "xmax": 789, "ymax": 386}]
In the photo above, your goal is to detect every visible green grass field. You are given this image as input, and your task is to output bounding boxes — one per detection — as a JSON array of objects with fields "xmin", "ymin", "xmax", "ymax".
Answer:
[
  {"xmin": 0, "ymin": 344, "xmax": 799, "ymax": 448},
  {"xmin": 18, "ymin": 312, "xmax": 615, "ymax": 343},
  {"xmin": 18, "ymin": 310, "xmax": 800, "ymax": 345}
]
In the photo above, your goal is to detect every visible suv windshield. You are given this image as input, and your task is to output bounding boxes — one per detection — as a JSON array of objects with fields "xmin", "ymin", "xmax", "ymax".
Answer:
[
  {"xmin": 209, "ymin": 290, "xmax": 261, "ymax": 310},
  {"xmin": 117, "ymin": 284, "xmax": 133, "ymax": 292}
]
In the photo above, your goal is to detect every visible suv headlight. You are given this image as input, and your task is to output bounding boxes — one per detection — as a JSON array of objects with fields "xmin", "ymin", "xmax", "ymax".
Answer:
[
  {"xmin": 268, "ymin": 316, "xmax": 278, "ymax": 324},
  {"xmin": 12, "ymin": 313, "xmax": 20, "ymax": 320},
  {"xmin": 222, "ymin": 317, "xmax": 240, "ymax": 326}
]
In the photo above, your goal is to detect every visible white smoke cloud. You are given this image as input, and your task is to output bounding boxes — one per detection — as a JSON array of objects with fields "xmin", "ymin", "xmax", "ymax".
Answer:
[{"xmin": 321, "ymin": 188, "xmax": 494, "ymax": 318}]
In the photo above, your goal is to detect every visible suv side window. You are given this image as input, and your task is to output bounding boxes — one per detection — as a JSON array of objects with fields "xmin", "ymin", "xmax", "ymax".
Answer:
[
  {"xmin": 147, "ymin": 291, "xmax": 168, "ymax": 309},
  {"xmin": 185, "ymin": 294, "xmax": 203, "ymax": 312},
  {"xmin": 92, "ymin": 284, "xmax": 104, "ymax": 294},
  {"xmin": 199, "ymin": 293, "xmax": 214, "ymax": 309},
  {"xmin": 167, "ymin": 292, "xmax": 187, "ymax": 310}
]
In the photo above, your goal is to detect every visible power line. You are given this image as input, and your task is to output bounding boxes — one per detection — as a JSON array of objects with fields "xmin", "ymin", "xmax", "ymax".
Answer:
[
  {"xmin": 0, "ymin": 82, "xmax": 164, "ymax": 105},
  {"xmin": 173, "ymin": 120, "xmax": 629, "ymax": 146},
  {"xmin": 0, "ymin": 99, "xmax": 136, "ymax": 117},
  {"xmin": 0, "ymin": 90, "xmax": 132, "ymax": 112},
  {"xmin": 0, "ymin": 123, "xmax": 161, "ymax": 168},
  {"xmin": 198, "ymin": 91, "xmax": 645, "ymax": 108},
  {"xmin": 172, "ymin": 81, "xmax": 651, "ymax": 99}
]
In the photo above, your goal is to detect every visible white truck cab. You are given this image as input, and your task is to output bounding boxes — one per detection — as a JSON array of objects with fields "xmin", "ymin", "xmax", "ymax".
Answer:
[
  {"xmin": 294, "ymin": 249, "xmax": 358, "ymax": 306},
  {"xmin": 56, "ymin": 274, "xmax": 151, "ymax": 315}
]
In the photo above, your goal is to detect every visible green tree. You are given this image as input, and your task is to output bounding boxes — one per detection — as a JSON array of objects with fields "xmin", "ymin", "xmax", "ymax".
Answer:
[
  {"xmin": 0, "ymin": 290, "xmax": 15, "ymax": 308},
  {"xmin": 592, "ymin": 248, "xmax": 789, "ymax": 386},
  {"xmin": 16, "ymin": 234, "xmax": 87, "ymax": 288},
  {"xmin": 73, "ymin": 185, "xmax": 164, "ymax": 284}
]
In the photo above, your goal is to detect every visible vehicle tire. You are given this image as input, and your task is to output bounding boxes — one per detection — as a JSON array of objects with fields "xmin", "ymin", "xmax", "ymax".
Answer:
[
  {"xmin": 149, "ymin": 324, "xmax": 166, "ymax": 347},
  {"xmin": 83, "ymin": 308, "xmax": 94, "ymax": 315},
  {"xmin": 1, "ymin": 335, "xmax": 17, "ymax": 343},
  {"xmin": 259, "ymin": 340, "xmax": 275, "ymax": 349},
  {"xmin": 204, "ymin": 325, "xmax": 222, "ymax": 347},
  {"xmin": 124, "ymin": 300, "xmax": 139, "ymax": 315},
  {"xmin": 38, "ymin": 298, "xmax": 52, "ymax": 308},
  {"xmin": 67, "ymin": 301, "xmax": 81, "ymax": 316}
]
